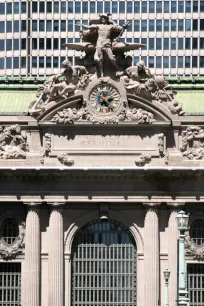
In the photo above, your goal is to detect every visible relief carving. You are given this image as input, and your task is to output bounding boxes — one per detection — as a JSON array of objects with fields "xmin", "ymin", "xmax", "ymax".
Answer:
[
  {"xmin": 40, "ymin": 133, "xmax": 51, "ymax": 164},
  {"xmin": 158, "ymin": 133, "xmax": 165, "ymax": 156},
  {"xmin": 0, "ymin": 125, "xmax": 29, "ymax": 159},
  {"xmin": 57, "ymin": 153, "xmax": 74, "ymax": 166},
  {"xmin": 139, "ymin": 153, "xmax": 152, "ymax": 163},
  {"xmin": 180, "ymin": 126, "xmax": 204, "ymax": 160}
]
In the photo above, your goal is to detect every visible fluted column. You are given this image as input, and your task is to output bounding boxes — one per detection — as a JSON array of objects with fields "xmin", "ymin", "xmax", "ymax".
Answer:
[
  {"xmin": 144, "ymin": 203, "xmax": 160, "ymax": 306},
  {"xmin": 48, "ymin": 203, "xmax": 64, "ymax": 306},
  {"xmin": 167, "ymin": 203, "xmax": 183, "ymax": 306},
  {"xmin": 24, "ymin": 202, "xmax": 41, "ymax": 306}
]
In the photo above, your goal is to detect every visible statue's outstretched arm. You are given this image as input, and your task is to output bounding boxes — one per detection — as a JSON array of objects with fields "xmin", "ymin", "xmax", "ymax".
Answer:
[{"xmin": 76, "ymin": 23, "xmax": 98, "ymax": 30}]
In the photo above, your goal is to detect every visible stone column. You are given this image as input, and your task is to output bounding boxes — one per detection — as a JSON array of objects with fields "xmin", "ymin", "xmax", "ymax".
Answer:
[
  {"xmin": 167, "ymin": 203, "xmax": 183, "ymax": 306},
  {"xmin": 48, "ymin": 203, "xmax": 64, "ymax": 306},
  {"xmin": 144, "ymin": 203, "xmax": 160, "ymax": 306},
  {"xmin": 24, "ymin": 202, "xmax": 41, "ymax": 306}
]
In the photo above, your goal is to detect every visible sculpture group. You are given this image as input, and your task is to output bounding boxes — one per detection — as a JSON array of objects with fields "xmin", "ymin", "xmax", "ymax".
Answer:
[{"xmin": 29, "ymin": 13, "xmax": 183, "ymax": 118}]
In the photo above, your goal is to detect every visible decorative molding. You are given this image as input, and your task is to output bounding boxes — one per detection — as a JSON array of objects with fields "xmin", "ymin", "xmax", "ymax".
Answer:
[
  {"xmin": 180, "ymin": 126, "xmax": 204, "ymax": 160},
  {"xmin": 57, "ymin": 153, "xmax": 74, "ymax": 166},
  {"xmin": 0, "ymin": 210, "xmax": 25, "ymax": 260},
  {"xmin": 0, "ymin": 125, "xmax": 29, "ymax": 159},
  {"xmin": 168, "ymin": 100, "xmax": 184, "ymax": 115},
  {"xmin": 135, "ymin": 153, "xmax": 152, "ymax": 166},
  {"xmin": 40, "ymin": 133, "xmax": 51, "ymax": 164},
  {"xmin": 185, "ymin": 211, "xmax": 204, "ymax": 260},
  {"xmin": 158, "ymin": 133, "xmax": 165, "ymax": 156}
]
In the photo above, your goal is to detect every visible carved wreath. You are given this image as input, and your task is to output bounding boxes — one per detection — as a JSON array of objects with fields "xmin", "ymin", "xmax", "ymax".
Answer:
[
  {"xmin": 0, "ymin": 211, "xmax": 25, "ymax": 260},
  {"xmin": 185, "ymin": 211, "xmax": 204, "ymax": 260},
  {"xmin": 180, "ymin": 126, "xmax": 204, "ymax": 160}
]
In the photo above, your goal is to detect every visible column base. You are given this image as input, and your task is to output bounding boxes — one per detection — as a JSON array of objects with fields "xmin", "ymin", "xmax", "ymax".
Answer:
[{"xmin": 178, "ymin": 289, "xmax": 189, "ymax": 306}]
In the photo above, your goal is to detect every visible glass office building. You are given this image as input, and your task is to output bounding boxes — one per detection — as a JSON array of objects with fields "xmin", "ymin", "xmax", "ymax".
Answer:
[{"xmin": 0, "ymin": 0, "xmax": 204, "ymax": 76}]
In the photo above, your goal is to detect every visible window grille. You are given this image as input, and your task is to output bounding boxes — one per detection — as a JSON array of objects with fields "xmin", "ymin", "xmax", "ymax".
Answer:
[
  {"xmin": 0, "ymin": 263, "xmax": 21, "ymax": 306},
  {"xmin": 1, "ymin": 219, "xmax": 19, "ymax": 246},
  {"xmin": 187, "ymin": 264, "xmax": 204, "ymax": 306},
  {"xmin": 71, "ymin": 219, "xmax": 137, "ymax": 306},
  {"xmin": 190, "ymin": 219, "xmax": 204, "ymax": 246}
]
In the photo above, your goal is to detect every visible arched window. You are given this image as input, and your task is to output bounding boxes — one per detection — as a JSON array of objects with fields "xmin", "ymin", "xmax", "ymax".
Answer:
[
  {"xmin": 190, "ymin": 219, "xmax": 204, "ymax": 245},
  {"xmin": 71, "ymin": 219, "xmax": 137, "ymax": 306},
  {"xmin": 1, "ymin": 218, "xmax": 19, "ymax": 245}
]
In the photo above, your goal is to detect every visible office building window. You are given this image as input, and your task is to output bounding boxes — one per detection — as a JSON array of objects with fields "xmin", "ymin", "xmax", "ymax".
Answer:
[
  {"xmin": 39, "ymin": 1, "xmax": 45, "ymax": 13},
  {"xmin": 178, "ymin": 20, "xmax": 184, "ymax": 31},
  {"xmin": 39, "ymin": 57, "xmax": 44, "ymax": 68},
  {"xmin": 156, "ymin": 56, "xmax": 162, "ymax": 68},
  {"xmin": 178, "ymin": 56, "xmax": 183, "ymax": 68},
  {"xmin": 14, "ymin": 21, "xmax": 19, "ymax": 33},
  {"xmin": 6, "ymin": 39, "xmax": 12, "ymax": 51},
  {"xmin": 127, "ymin": 1, "xmax": 132, "ymax": 13},
  {"xmin": 156, "ymin": 20, "xmax": 162, "ymax": 31},
  {"xmin": 32, "ymin": 57, "xmax": 37, "ymax": 68},
  {"xmin": 0, "ymin": 3, "xmax": 5, "ymax": 15},
  {"xmin": 192, "ymin": 56, "xmax": 198, "ymax": 68},
  {"xmin": 68, "ymin": 2, "xmax": 73, "ymax": 13},
  {"xmin": 163, "ymin": 56, "xmax": 169, "ymax": 68},
  {"xmin": 171, "ymin": 1, "xmax": 177, "ymax": 13},
  {"xmin": 61, "ymin": 2, "xmax": 66, "ymax": 13},
  {"xmin": 13, "ymin": 57, "xmax": 19, "ymax": 69},
  {"xmin": 134, "ymin": 56, "xmax": 139, "ymax": 65},
  {"xmin": 21, "ymin": 20, "xmax": 26, "ymax": 32},
  {"xmin": 171, "ymin": 38, "xmax": 176, "ymax": 50},
  {"xmin": 39, "ymin": 20, "xmax": 45, "ymax": 32},
  {"xmin": 193, "ymin": 1, "xmax": 198, "ymax": 12},
  {"xmin": 47, "ymin": 20, "xmax": 52, "ymax": 32},
  {"xmin": 0, "ymin": 21, "xmax": 5, "ymax": 33},
  {"xmin": 32, "ymin": 2, "xmax": 38, "ymax": 13},
  {"xmin": 149, "ymin": 56, "xmax": 154, "ymax": 68},
  {"xmin": 61, "ymin": 38, "xmax": 66, "ymax": 50},
  {"xmin": 193, "ymin": 38, "xmax": 198, "ymax": 49},
  {"xmin": 54, "ymin": 38, "xmax": 59, "ymax": 50},
  {"xmin": 21, "ymin": 57, "xmax": 26, "ymax": 68},
  {"xmin": 68, "ymin": 20, "xmax": 73, "ymax": 32},
  {"xmin": 178, "ymin": 38, "xmax": 183, "ymax": 50},
  {"xmin": 141, "ymin": 38, "xmax": 147, "ymax": 50},
  {"xmin": 6, "ymin": 57, "xmax": 12, "ymax": 69},
  {"xmin": 32, "ymin": 38, "xmax": 38, "ymax": 50},
  {"xmin": 149, "ymin": 1, "xmax": 155, "ymax": 13},
  {"xmin": 200, "ymin": 20, "xmax": 204, "ymax": 30},
  {"xmin": 201, "ymin": 1, "xmax": 204, "ymax": 12},
  {"xmin": 156, "ymin": 38, "xmax": 162, "ymax": 50},
  {"xmin": 178, "ymin": 1, "xmax": 184, "ymax": 12},
  {"xmin": 7, "ymin": 21, "xmax": 12, "ymax": 33},
  {"xmin": 164, "ymin": 20, "xmax": 169, "ymax": 31},
  {"xmin": 164, "ymin": 38, "xmax": 169, "ymax": 50},
  {"xmin": 171, "ymin": 20, "xmax": 177, "ymax": 31},
  {"xmin": 164, "ymin": 1, "xmax": 169, "ymax": 12},
  {"xmin": 156, "ymin": 1, "xmax": 162, "ymax": 13},
  {"xmin": 134, "ymin": 20, "xmax": 140, "ymax": 32},
  {"xmin": 75, "ymin": 2, "xmax": 81, "ymax": 13},
  {"xmin": 141, "ymin": 20, "xmax": 147, "ymax": 32},
  {"xmin": 96, "ymin": 1, "xmax": 103, "ymax": 13},
  {"xmin": 89, "ymin": 1, "xmax": 95, "ymax": 13},
  {"xmin": 47, "ymin": 2, "xmax": 52, "ymax": 13},
  {"xmin": 149, "ymin": 38, "xmax": 154, "ymax": 50},
  {"xmin": 134, "ymin": 2, "xmax": 140, "ymax": 13},
  {"xmin": 21, "ymin": 2, "xmax": 27, "ymax": 13},
  {"xmin": 46, "ymin": 57, "xmax": 52, "ymax": 68},
  {"xmin": 200, "ymin": 56, "xmax": 204, "ymax": 68},
  {"xmin": 13, "ymin": 39, "xmax": 19, "ymax": 50},
  {"xmin": 53, "ymin": 57, "xmax": 58, "ymax": 68},
  {"xmin": 6, "ymin": 2, "xmax": 12, "ymax": 14},
  {"xmin": 185, "ymin": 19, "xmax": 191, "ymax": 31},
  {"xmin": 14, "ymin": 2, "xmax": 19, "ymax": 14},
  {"xmin": 185, "ymin": 56, "xmax": 191, "ymax": 68},
  {"xmin": 193, "ymin": 20, "xmax": 198, "ymax": 31},
  {"xmin": 186, "ymin": 1, "xmax": 191, "ymax": 13},
  {"xmin": 171, "ymin": 56, "xmax": 176, "ymax": 68},
  {"xmin": 200, "ymin": 38, "xmax": 204, "ymax": 49},
  {"xmin": 105, "ymin": 1, "xmax": 110, "ymax": 13},
  {"xmin": 32, "ymin": 20, "xmax": 37, "ymax": 31},
  {"xmin": 82, "ymin": 2, "xmax": 88, "ymax": 13},
  {"xmin": 54, "ymin": 20, "xmax": 59, "ymax": 31},
  {"xmin": 0, "ymin": 40, "xmax": 4, "ymax": 52},
  {"xmin": 54, "ymin": 2, "xmax": 59, "ymax": 13},
  {"xmin": 149, "ymin": 20, "xmax": 155, "ymax": 32},
  {"xmin": 21, "ymin": 38, "xmax": 26, "ymax": 50},
  {"xmin": 0, "ymin": 58, "xmax": 4, "ymax": 69},
  {"xmin": 39, "ymin": 38, "xmax": 44, "ymax": 50},
  {"xmin": 185, "ymin": 38, "xmax": 191, "ymax": 49},
  {"xmin": 46, "ymin": 38, "xmax": 52, "ymax": 50},
  {"xmin": 61, "ymin": 21, "xmax": 66, "ymax": 32},
  {"xmin": 142, "ymin": 2, "xmax": 147, "ymax": 13}
]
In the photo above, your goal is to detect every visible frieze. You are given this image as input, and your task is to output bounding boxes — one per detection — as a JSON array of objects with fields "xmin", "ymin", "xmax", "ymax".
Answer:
[
  {"xmin": 180, "ymin": 126, "xmax": 204, "ymax": 160},
  {"xmin": 0, "ymin": 125, "xmax": 29, "ymax": 159}
]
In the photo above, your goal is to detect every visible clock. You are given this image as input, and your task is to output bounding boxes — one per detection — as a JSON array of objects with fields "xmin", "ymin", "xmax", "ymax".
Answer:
[{"xmin": 89, "ymin": 84, "xmax": 121, "ymax": 115}]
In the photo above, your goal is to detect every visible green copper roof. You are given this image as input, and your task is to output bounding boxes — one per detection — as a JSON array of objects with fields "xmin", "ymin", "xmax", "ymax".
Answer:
[
  {"xmin": 0, "ymin": 91, "xmax": 36, "ymax": 115},
  {"xmin": 176, "ymin": 91, "xmax": 204, "ymax": 115}
]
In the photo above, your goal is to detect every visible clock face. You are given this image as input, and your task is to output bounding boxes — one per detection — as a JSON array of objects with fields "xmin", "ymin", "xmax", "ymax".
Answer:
[{"xmin": 89, "ymin": 85, "xmax": 121, "ymax": 115}]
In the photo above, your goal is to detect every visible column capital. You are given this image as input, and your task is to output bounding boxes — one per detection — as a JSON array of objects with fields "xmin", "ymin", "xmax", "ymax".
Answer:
[
  {"xmin": 167, "ymin": 202, "xmax": 185, "ymax": 209},
  {"xmin": 24, "ymin": 202, "xmax": 42, "ymax": 207},
  {"xmin": 47, "ymin": 202, "xmax": 65, "ymax": 207},
  {"xmin": 143, "ymin": 202, "xmax": 161, "ymax": 209}
]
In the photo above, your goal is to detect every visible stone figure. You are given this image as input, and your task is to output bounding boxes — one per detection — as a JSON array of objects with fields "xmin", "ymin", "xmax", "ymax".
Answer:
[{"xmin": 76, "ymin": 13, "xmax": 129, "ymax": 77}]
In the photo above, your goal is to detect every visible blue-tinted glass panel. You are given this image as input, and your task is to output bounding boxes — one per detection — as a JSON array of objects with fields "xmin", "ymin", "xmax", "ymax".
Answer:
[
  {"xmin": 178, "ymin": 38, "xmax": 183, "ymax": 49},
  {"xmin": 7, "ymin": 21, "xmax": 12, "ymax": 33},
  {"xmin": 32, "ymin": 38, "xmax": 37, "ymax": 49},
  {"xmin": 164, "ymin": 1, "xmax": 169, "ymax": 12},
  {"xmin": 32, "ymin": 57, "xmax": 37, "ymax": 68},
  {"xmin": 39, "ymin": 57, "xmax": 44, "ymax": 68},
  {"xmin": 61, "ymin": 21, "xmax": 66, "ymax": 32},
  {"xmin": 185, "ymin": 38, "xmax": 191, "ymax": 49},
  {"xmin": 185, "ymin": 56, "xmax": 191, "ymax": 68},
  {"xmin": 201, "ymin": 1, "xmax": 204, "ymax": 12},
  {"xmin": 6, "ymin": 58, "xmax": 12, "ymax": 69},
  {"xmin": 13, "ymin": 57, "xmax": 19, "ymax": 69},
  {"xmin": 54, "ymin": 2, "xmax": 59, "ymax": 13},
  {"xmin": 68, "ymin": 20, "xmax": 73, "ymax": 32},
  {"xmin": 104, "ymin": 2, "xmax": 110, "ymax": 12},
  {"xmin": 46, "ymin": 57, "xmax": 52, "ymax": 68},
  {"xmin": 0, "ymin": 22, "xmax": 4, "ymax": 33},
  {"xmin": 134, "ymin": 2, "xmax": 140, "ymax": 13},
  {"xmin": 21, "ymin": 57, "xmax": 26, "ymax": 68},
  {"xmin": 193, "ymin": 1, "xmax": 198, "ymax": 12},
  {"xmin": 201, "ymin": 20, "xmax": 204, "ymax": 30},
  {"xmin": 39, "ymin": 38, "xmax": 44, "ymax": 49},
  {"xmin": 193, "ymin": 38, "xmax": 198, "ymax": 49},
  {"xmin": 200, "ymin": 57, "xmax": 204, "ymax": 68},
  {"xmin": 21, "ymin": 38, "xmax": 26, "ymax": 50},
  {"xmin": 53, "ymin": 38, "xmax": 59, "ymax": 49},
  {"xmin": 61, "ymin": 2, "xmax": 66, "ymax": 13},
  {"xmin": 171, "ymin": 38, "xmax": 176, "ymax": 50},
  {"xmin": 149, "ymin": 20, "xmax": 155, "ymax": 31},
  {"xmin": 47, "ymin": 20, "xmax": 52, "ymax": 31},
  {"xmin": 0, "ymin": 40, "xmax": 4, "ymax": 51},
  {"xmin": 127, "ymin": 21, "xmax": 132, "ymax": 32},
  {"xmin": 156, "ymin": 38, "xmax": 162, "ymax": 50},
  {"xmin": 149, "ymin": 56, "xmax": 154, "ymax": 68},
  {"xmin": 178, "ymin": 56, "xmax": 183, "ymax": 68},
  {"xmin": 192, "ymin": 56, "xmax": 198, "ymax": 68},
  {"xmin": 156, "ymin": 56, "xmax": 162, "ymax": 68},
  {"xmin": 82, "ymin": 2, "xmax": 88, "ymax": 13},
  {"xmin": 68, "ymin": 2, "xmax": 73, "ymax": 13},
  {"xmin": 54, "ymin": 20, "xmax": 59, "ymax": 31},
  {"xmin": 32, "ymin": 21, "xmax": 37, "ymax": 31},
  {"xmin": 141, "ymin": 56, "xmax": 147, "ymax": 65},
  {"xmin": 193, "ymin": 20, "xmax": 198, "ymax": 31},
  {"xmin": 6, "ymin": 3, "xmax": 12, "ymax": 14},
  {"xmin": 134, "ymin": 56, "xmax": 139, "ymax": 65},
  {"xmin": 141, "ymin": 38, "xmax": 147, "ymax": 50},
  {"xmin": 200, "ymin": 38, "xmax": 204, "ymax": 49},
  {"xmin": 14, "ymin": 2, "xmax": 19, "ymax": 14},
  {"xmin": 149, "ymin": 1, "xmax": 155, "ymax": 13},
  {"xmin": 21, "ymin": 20, "xmax": 26, "ymax": 31},
  {"xmin": 39, "ymin": 2, "xmax": 45, "ymax": 12},
  {"xmin": 39, "ymin": 20, "xmax": 45, "ymax": 31},
  {"xmin": 142, "ymin": 2, "xmax": 147, "ymax": 13},
  {"xmin": 185, "ymin": 19, "xmax": 191, "ymax": 31},
  {"xmin": 163, "ymin": 56, "xmax": 169, "ymax": 68},
  {"xmin": 32, "ymin": 2, "xmax": 38, "ymax": 13},
  {"xmin": 6, "ymin": 39, "xmax": 12, "ymax": 51},
  {"xmin": 97, "ymin": 1, "xmax": 103, "ymax": 13},
  {"xmin": 164, "ymin": 20, "xmax": 169, "ymax": 31},
  {"xmin": 127, "ymin": 1, "xmax": 132, "ymax": 13},
  {"xmin": 61, "ymin": 38, "xmax": 66, "ymax": 50},
  {"xmin": 46, "ymin": 38, "xmax": 51, "ymax": 49},
  {"xmin": 119, "ymin": 1, "xmax": 125, "ymax": 13},
  {"xmin": 156, "ymin": 1, "xmax": 162, "ymax": 13},
  {"xmin": 134, "ymin": 20, "xmax": 140, "ymax": 31},
  {"xmin": 0, "ymin": 58, "xmax": 4, "ymax": 69},
  {"xmin": 149, "ymin": 38, "xmax": 154, "ymax": 50},
  {"xmin": 178, "ymin": 1, "xmax": 184, "ymax": 12},
  {"xmin": 178, "ymin": 20, "xmax": 184, "ymax": 31},
  {"xmin": 13, "ymin": 39, "xmax": 19, "ymax": 50},
  {"xmin": 21, "ymin": 2, "xmax": 27, "ymax": 13},
  {"xmin": 0, "ymin": 3, "xmax": 5, "ymax": 15},
  {"xmin": 53, "ymin": 57, "xmax": 58, "ymax": 68},
  {"xmin": 186, "ymin": 1, "xmax": 191, "ymax": 12},
  {"xmin": 156, "ymin": 20, "xmax": 162, "ymax": 31},
  {"xmin": 90, "ymin": 1, "xmax": 95, "ymax": 13},
  {"xmin": 75, "ymin": 2, "xmax": 81, "ymax": 13},
  {"xmin": 171, "ymin": 1, "xmax": 177, "ymax": 13},
  {"xmin": 171, "ymin": 20, "xmax": 177, "ymax": 31},
  {"xmin": 171, "ymin": 56, "xmax": 176, "ymax": 68},
  {"xmin": 47, "ymin": 2, "xmax": 52, "ymax": 13},
  {"xmin": 141, "ymin": 20, "xmax": 147, "ymax": 32},
  {"xmin": 14, "ymin": 21, "xmax": 19, "ymax": 32},
  {"xmin": 164, "ymin": 38, "xmax": 169, "ymax": 50}
]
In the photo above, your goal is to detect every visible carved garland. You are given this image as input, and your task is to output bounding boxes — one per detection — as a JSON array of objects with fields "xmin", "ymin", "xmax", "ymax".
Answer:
[
  {"xmin": 0, "ymin": 211, "xmax": 25, "ymax": 260},
  {"xmin": 185, "ymin": 211, "xmax": 204, "ymax": 260}
]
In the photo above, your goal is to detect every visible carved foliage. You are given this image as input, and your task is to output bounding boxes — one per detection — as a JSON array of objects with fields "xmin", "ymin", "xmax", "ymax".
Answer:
[
  {"xmin": 185, "ymin": 212, "xmax": 204, "ymax": 260},
  {"xmin": 0, "ymin": 211, "xmax": 25, "ymax": 260},
  {"xmin": 0, "ymin": 125, "xmax": 29, "ymax": 159},
  {"xmin": 158, "ymin": 133, "xmax": 164, "ymax": 156},
  {"xmin": 180, "ymin": 126, "xmax": 204, "ymax": 160},
  {"xmin": 57, "ymin": 153, "xmax": 74, "ymax": 166},
  {"xmin": 40, "ymin": 133, "xmax": 51, "ymax": 164}
]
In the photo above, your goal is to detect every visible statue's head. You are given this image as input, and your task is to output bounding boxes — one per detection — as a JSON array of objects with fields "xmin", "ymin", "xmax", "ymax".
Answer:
[
  {"xmin": 62, "ymin": 60, "xmax": 72, "ymax": 69},
  {"xmin": 136, "ymin": 60, "xmax": 146, "ymax": 71},
  {"xmin": 99, "ymin": 13, "xmax": 113, "ymax": 25}
]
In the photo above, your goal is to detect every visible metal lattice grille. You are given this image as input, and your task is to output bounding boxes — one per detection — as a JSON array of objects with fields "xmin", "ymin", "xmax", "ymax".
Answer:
[
  {"xmin": 0, "ymin": 263, "xmax": 21, "ymax": 306},
  {"xmin": 71, "ymin": 219, "xmax": 137, "ymax": 306},
  {"xmin": 187, "ymin": 264, "xmax": 204, "ymax": 306},
  {"xmin": 190, "ymin": 219, "xmax": 204, "ymax": 246}
]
